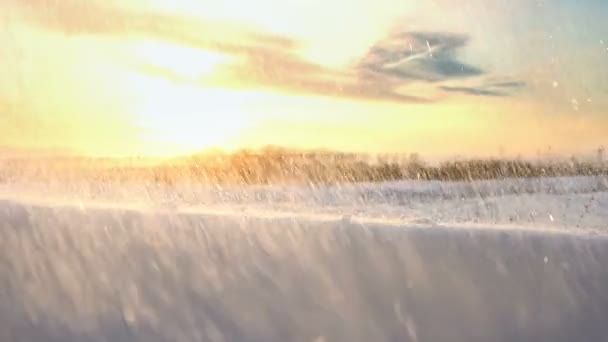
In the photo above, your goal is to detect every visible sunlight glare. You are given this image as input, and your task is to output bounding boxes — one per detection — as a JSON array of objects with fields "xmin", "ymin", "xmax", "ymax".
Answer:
[
  {"xmin": 132, "ymin": 39, "xmax": 230, "ymax": 80},
  {"xmin": 127, "ymin": 72, "xmax": 250, "ymax": 156}
]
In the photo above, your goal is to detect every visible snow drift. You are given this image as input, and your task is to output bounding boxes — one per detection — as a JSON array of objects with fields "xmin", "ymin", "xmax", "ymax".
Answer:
[{"xmin": 1, "ymin": 176, "xmax": 607, "ymax": 341}]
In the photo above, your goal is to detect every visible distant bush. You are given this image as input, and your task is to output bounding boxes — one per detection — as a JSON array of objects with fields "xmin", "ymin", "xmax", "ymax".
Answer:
[{"xmin": 1, "ymin": 147, "xmax": 607, "ymax": 185}]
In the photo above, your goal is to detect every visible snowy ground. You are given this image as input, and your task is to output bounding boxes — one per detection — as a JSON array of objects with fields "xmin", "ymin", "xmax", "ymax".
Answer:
[
  {"xmin": 1, "ymin": 176, "xmax": 608, "ymax": 341},
  {"xmin": 2, "ymin": 175, "xmax": 608, "ymax": 231}
]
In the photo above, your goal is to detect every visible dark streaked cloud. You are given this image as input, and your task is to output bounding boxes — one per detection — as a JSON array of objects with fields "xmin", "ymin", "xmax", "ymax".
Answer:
[
  {"xmin": 358, "ymin": 31, "xmax": 483, "ymax": 82},
  {"xmin": 490, "ymin": 81, "xmax": 527, "ymax": 88},
  {"xmin": 439, "ymin": 86, "xmax": 506, "ymax": 97},
  {"xmin": 440, "ymin": 78, "xmax": 526, "ymax": 97}
]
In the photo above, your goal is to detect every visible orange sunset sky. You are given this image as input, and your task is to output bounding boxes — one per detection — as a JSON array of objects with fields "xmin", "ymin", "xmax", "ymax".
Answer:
[{"xmin": 1, "ymin": 0, "xmax": 607, "ymax": 159}]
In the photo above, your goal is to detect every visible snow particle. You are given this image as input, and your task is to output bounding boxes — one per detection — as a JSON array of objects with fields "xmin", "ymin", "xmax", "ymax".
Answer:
[
  {"xmin": 122, "ymin": 306, "xmax": 136, "ymax": 324},
  {"xmin": 571, "ymin": 98, "xmax": 579, "ymax": 111}
]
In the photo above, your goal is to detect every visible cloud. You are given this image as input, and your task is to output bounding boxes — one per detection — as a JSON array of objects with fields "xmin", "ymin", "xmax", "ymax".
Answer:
[
  {"xmin": 439, "ymin": 86, "xmax": 507, "ymax": 97},
  {"xmin": 11, "ymin": 0, "xmax": 507, "ymax": 104},
  {"xmin": 358, "ymin": 31, "xmax": 483, "ymax": 82},
  {"xmin": 490, "ymin": 81, "xmax": 527, "ymax": 88},
  {"xmin": 203, "ymin": 47, "xmax": 430, "ymax": 103},
  {"xmin": 9, "ymin": 0, "xmax": 293, "ymax": 54},
  {"xmin": 439, "ymin": 79, "xmax": 526, "ymax": 97}
]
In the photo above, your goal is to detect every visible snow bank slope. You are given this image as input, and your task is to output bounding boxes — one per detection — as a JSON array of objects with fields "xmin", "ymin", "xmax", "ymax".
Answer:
[
  {"xmin": 1, "ymin": 199, "xmax": 608, "ymax": 342},
  {"xmin": 2, "ymin": 175, "xmax": 607, "ymax": 230}
]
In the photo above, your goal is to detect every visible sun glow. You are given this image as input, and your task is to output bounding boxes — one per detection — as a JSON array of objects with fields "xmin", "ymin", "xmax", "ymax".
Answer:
[
  {"xmin": 131, "ymin": 77, "xmax": 253, "ymax": 155},
  {"xmin": 113, "ymin": 39, "xmax": 251, "ymax": 155},
  {"xmin": 131, "ymin": 39, "xmax": 230, "ymax": 80}
]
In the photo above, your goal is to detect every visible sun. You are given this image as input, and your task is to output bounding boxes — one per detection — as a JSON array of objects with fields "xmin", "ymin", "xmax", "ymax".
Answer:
[
  {"xmin": 122, "ymin": 40, "xmax": 250, "ymax": 156},
  {"xmin": 131, "ymin": 76, "xmax": 251, "ymax": 156}
]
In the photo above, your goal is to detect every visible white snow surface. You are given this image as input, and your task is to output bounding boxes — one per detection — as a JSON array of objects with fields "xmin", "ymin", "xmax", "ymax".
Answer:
[
  {"xmin": 2, "ymin": 175, "xmax": 607, "ymax": 231},
  {"xmin": 1, "ymin": 176, "xmax": 608, "ymax": 341}
]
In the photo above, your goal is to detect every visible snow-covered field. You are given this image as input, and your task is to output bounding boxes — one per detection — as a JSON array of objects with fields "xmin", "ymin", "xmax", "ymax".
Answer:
[
  {"xmin": 2, "ymin": 175, "xmax": 608, "ymax": 230},
  {"xmin": 1, "ymin": 176, "xmax": 608, "ymax": 341}
]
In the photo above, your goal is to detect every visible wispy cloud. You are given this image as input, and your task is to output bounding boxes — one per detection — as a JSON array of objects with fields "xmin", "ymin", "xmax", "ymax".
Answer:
[
  {"xmin": 490, "ymin": 81, "xmax": 527, "ymax": 89},
  {"xmin": 439, "ymin": 86, "xmax": 506, "ymax": 97},
  {"xmin": 9, "ymin": 0, "xmax": 293, "ymax": 53},
  {"xmin": 440, "ymin": 79, "xmax": 526, "ymax": 97},
  {"xmin": 10, "ymin": 0, "xmax": 523, "ymax": 103}
]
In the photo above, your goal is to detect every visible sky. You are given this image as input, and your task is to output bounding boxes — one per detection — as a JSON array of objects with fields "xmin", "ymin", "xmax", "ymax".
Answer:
[{"xmin": 1, "ymin": 0, "xmax": 607, "ymax": 159}]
